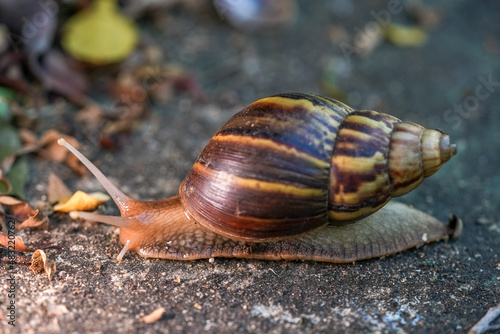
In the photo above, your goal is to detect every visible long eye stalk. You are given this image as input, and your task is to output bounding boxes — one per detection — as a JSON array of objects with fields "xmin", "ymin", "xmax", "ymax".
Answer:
[{"xmin": 58, "ymin": 138, "xmax": 135, "ymax": 228}]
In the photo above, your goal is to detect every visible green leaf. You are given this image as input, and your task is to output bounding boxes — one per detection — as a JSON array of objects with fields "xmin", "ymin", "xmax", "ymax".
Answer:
[
  {"xmin": 0, "ymin": 105, "xmax": 28, "ymax": 198},
  {"xmin": 6, "ymin": 156, "xmax": 28, "ymax": 198},
  {"xmin": 0, "ymin": 87, "xmax": 16, "ymax": 102}
]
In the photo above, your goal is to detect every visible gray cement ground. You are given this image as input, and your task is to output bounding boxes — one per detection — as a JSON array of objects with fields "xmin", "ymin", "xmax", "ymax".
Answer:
[{"xmin": 1, "ymin": 0, "xmax": 499, "ymax": 333}]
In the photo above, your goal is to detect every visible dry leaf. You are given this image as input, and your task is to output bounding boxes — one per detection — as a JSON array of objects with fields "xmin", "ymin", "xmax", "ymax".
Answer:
[
  {"xmin": 0, "ymin": 196, "xmax": 47, "ymax": 228},
  {"xmin": 0, "ymin": 234, "xmax": 35, "ymax": 252},
  {"xmin": 10, "ymin": 202, "xmax": 38, "ymax": 221},
  {"xmin": 15, "ymin": 129, "xmax": 82, "ymax": 172},
  {"xmin": 139, "ymin": 307, "xmax": 166, "ymax": 324},
  {"xmin": 37, "ymin": 130, "xmax": 86, "ymax": 175},
  {"xmin": 17, "ymin": 209, "xmax": 49, "ymax": 230},
  {"xmin": 48, "ymin": 173, "xmax": 72, "ymax": 204},
  {"xmin": 133, "ymin": 63, "xmax": 206, "ymax": 104},
  {"xmin": 66, "ymin": 154, "xmax": 87, "ymax": 175},
  {"xmin": 108, "ymin": 71, "xmax": 149, "ymax": 119},
  {"xmin": 39, "ymin": 130, "xmax": 79, "ymax": 163},
  {"xmin": 383, "ymin": 23, "xmax": 428, "ymax": 47},
  {"xmin": 0, "ymin": 195, "xmax": 24, "ymax": 206},
  {"xmin": 62, "ymin": 0, "xmax": 139, "ymax": 65},
  {"xmin": 30, "ymin": 250, "xmax": 56, "ymax": 281},
  {"xmin": 53, "ymin": 191, "xmax": 110, "ymax": 212}
]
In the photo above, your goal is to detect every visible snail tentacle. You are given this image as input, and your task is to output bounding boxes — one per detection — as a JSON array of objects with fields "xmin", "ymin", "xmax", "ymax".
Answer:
[
  {"xmin": 58, "ymin": 139, "xmax": 134, "ymax": 211},
  {"xmin": 58, "ymin": 138, "xmax": 186, "ymax": 261},
  {"xmin": 69, "ymin": 210, "xmax": 136, "ymax": 228}
]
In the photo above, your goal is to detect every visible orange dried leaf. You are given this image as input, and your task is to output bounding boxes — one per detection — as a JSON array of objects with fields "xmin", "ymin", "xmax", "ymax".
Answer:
[
  {"xmin": 11, "ymin": 202, "xmax": 37, "ymax": 221},
  {"xmin": 53, "ymin": 191, "xmax": 110, "ymax": 212},
  {"xmin": 36, "ymin": 130, "xmax": 85, "ymax": 174},
  {"xmin": 0, "ymin": 233, "xmax": 35, "ymax": 252},
  {"xmin": 0, "ymin": 196, "xmax": 40, "ymax": 222},
  {"xmin": 139, "ymin": 307, "xmax": 166, "ymax": 324},
  {"xmin": 30, "ymin": 250, "xmax": 56, "ymax": 281},
  {"xmin": 48, "ymin": 172, "xmax": 72, "ymax": 204},
  {"xmin": 66, "ymin": 154, "xmax": 88, "ymax": 175},
  {"xmin": 17, "ymin": 210, "xmax": 49, "ymax": 230},
  {"xmin": 39, "ymin": 130, "xmax": 79, "ymax": 163}
]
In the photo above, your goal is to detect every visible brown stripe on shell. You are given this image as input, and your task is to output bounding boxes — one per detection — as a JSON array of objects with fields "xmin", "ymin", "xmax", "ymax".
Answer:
[
  {"xmin": 273, "ymin": 92, "xmax": 355, "ymax": 117},
  {"xmin": 328, "ymin": 110, "xmax": 401, "ymax": 224},
  {"xmin": 328, "ymin": 200, "xmax": 388, "ymax": 223},
  {"xmin": 217, "ymin": 97, "xmax": 348, "ymax": 160},
  {"xmin": 388, "ymin": 122, "xmax": 425, "ymax": 197},
  {"xmin": 198, "ymin": 134, "xmax": 331, "ymax": 189},
  {"xmin": 180, "ymin": 162, "xmax": 327, "ymax": 241}
]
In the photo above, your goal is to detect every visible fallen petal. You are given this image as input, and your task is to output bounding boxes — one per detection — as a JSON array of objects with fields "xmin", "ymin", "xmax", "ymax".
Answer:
[
  {"xmin": 53, "ymin": 191, "xmax": 110, "ymax": 212},
  {"xmin": 30, "ymin": 249, "xmax": 56, "ymax": 281}
]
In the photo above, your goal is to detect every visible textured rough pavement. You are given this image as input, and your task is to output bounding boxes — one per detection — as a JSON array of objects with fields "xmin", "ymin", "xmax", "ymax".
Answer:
[{"xmin": 1, "ymin": 0, "xmax": 499, "ymax": 333}]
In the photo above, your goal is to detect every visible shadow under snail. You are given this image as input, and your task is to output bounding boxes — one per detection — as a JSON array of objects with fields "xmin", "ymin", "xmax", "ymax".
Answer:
[{"xmin": 59, "ymin": 93, "xmax": 461, "ymax": 263}]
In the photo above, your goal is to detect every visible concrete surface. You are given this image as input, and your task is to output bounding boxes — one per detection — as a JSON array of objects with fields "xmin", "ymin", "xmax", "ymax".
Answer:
[{"xmin": 1, "ymin": 0, "xmax": 499, "ymax": 333}]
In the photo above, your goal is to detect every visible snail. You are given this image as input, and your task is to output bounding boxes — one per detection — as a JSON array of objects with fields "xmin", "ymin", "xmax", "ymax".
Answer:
[{"xmin": 59, "ymin": 93, "xmax": 460, "ymax": 263}]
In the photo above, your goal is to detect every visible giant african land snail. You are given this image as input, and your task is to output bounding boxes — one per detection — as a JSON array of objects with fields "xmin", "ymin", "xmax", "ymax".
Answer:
[{"xmin": 59, "ymin": 93, "xmax": 460, "ymax": 262}]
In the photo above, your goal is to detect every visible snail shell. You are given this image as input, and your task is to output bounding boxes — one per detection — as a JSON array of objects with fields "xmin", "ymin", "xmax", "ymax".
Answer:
[
  {"xmin": 60, "ymin": 92, "xmax": 459, "ymax": 262},
  {"xmin": 180, "ymin": 93, "xmax": 456, "ymax": 241}
]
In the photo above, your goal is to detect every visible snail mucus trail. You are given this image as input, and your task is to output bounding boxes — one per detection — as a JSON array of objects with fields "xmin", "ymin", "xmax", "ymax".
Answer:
[{"xmin": 59, "ymin": 93, "xmax": 460, "ymax": 263}]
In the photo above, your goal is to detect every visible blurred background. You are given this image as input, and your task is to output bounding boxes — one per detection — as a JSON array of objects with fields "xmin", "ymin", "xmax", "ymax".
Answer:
[{"xmin": 0, "ymin": 0, "xmax": 499, "ymax": 332}]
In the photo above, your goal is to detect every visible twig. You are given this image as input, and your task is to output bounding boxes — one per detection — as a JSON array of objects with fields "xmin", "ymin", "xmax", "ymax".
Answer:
[{"xmin": 469, "ymin": 304, "xmax": 500, "ymax": 334}]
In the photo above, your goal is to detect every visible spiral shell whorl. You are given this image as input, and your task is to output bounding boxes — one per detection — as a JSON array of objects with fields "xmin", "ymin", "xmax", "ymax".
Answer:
[
  {"xmin": 328, "ymin": 110, "xmax": 401, "ymax": 223},
  {"xmin": 388, "ymin": 124, "xmax": 457, "ymax": 197},
  {"xmin": 420, "ymin": 129, "xmax": 457, "ymax": 177}
]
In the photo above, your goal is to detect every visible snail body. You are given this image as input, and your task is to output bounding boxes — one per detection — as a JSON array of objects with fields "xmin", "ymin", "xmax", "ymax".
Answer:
[{"xmin": 60, "ymin": 93, "xmax": 459, "ymax": 262}]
